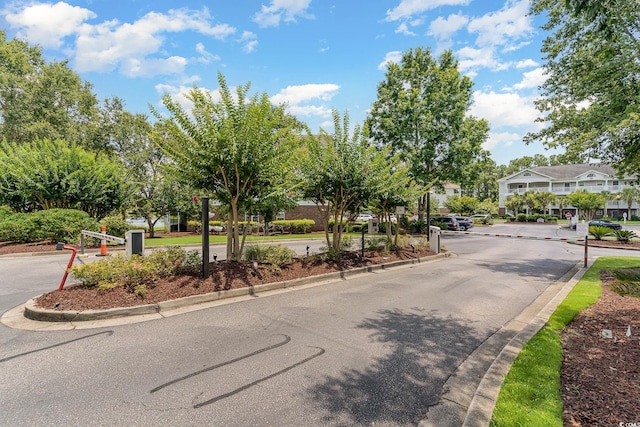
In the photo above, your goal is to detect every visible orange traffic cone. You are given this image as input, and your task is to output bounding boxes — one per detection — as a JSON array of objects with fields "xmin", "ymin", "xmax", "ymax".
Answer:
[{"xmin": 97, "ymin": 224, "xmax": 108, "ymax": 256}]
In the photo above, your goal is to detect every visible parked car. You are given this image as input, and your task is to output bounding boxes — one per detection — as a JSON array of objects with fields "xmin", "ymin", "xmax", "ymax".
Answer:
[
  {"xmin": 430, "ymin": 216, "xmax": 461, "ymax": 231},
  {"xmin": 570, "ymin": 219, "xmax": 622, "ymax": 230},
  {"xmin": 453, "ymin": 216, "xmax": 474, "ymax": 231},
  {"xmin": 470, "ymin": 214, "xmax": 493, "ymax": 224},
  {"xmin": 355, "ymin": 212, "xmax": 376, "ymax": 222}
]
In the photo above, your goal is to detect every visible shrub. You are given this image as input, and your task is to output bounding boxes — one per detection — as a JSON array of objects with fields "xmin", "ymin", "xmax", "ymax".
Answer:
[
  {"xmin": 70, "ymin": 246, "xmax": 202, "ymax": 291},
  {"xmin": 588, "ymin": 226, "xmax": 613, "ymax": 240},
  {"xmin": 0, "ymin": 208, "xmax": 98, "ymax": 243},
  {"xmin": 37, "ymin": 209, "xmax": 97, "ymax": 243},
  {"xmin": 611, "ymin": 268, "xmax": 640, "ymax": 297},
  {"xmin": 98, "ymin": 216, "xmax": 131, "ymax": 238},
  {"xmin": 243, "ymin": 243, "xmax": 297, "ymax": 268},
  {"xmin": 366, "ymin": 236, "xmax": 392, "ymax": 253},
  {"xmin": 272, "ymin": 219, "xmax": 315, "ymax": 234},
  {"xmin": 613, "ymin": 229, "xmax": 637, "ymax": 243},
  {"xmin": 631, "ymin": 214, "xmax": 640, "ymax": 221},
  {"xmin": 517, "ymin": 214, "xmax": 527, "ymax": 222}
]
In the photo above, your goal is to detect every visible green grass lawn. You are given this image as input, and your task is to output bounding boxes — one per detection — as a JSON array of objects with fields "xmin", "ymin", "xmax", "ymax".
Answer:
[{"xmin": 490, "ymin": 256, "xmax": 640, "ymax": 426}]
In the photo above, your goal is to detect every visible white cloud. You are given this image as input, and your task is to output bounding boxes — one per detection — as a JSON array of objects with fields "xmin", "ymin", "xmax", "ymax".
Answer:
[
  {"xmin": 428, "ymin": 13, "xmax": 468, "ymax": 40},
  {"xmin": 72, "ymin": 7, "xmax": 235, "ymax": 74},
  {"xmin": 385, "ymin": 0, "xmax": 471, "ymax": 22},
  {"xmin": 238, "ymin": 31, "xmax": 258, "ymax": 53},
  {"xmin": 270, "ymin": 84, "xmax": 339, "ymax": 120},
  {"xmin": 121, "ymin": 56, "xmax": 187, "ymax": 78},
  {"xmin": 484, "ymin": 131, "xmax": 522, "ymax": 150},
  {"xmin": 4, "ymin": 1, "xmax": 95, "ymax": 48},
  {"xmin": 512, "ymin": 67, "xmax": 546, "ymax": 90},
  {"xmin": 395, "ymin": 22, "xmax": 416, "ymax": 36},
  {"xmin": 378, "ymin": 51, "xmax": 403, "ymax": 70},
  {"xmin": 252, "ymin": 0, "xmax": 314, "ymax": 28},
  {"xmin": 195, "ymin": 43, "xmax": 221, "ymax": 64},
  {"xmin": 270, "ymin": 83, "xmax": 340, "ymax": 105},
  {"xmin": 467, "ymin": 0, "xmax": 533, "ymax": 48},
  {"xmin": 456, "ymin": 46, "xmax": 499, "ymax": 71},
  {"xmin": 470, "ymin": 90, "xmax": 538, "ymax": 128},
  {"xmin": 515, "ymin": 59, "xmax": 539, "ymax": 69}
]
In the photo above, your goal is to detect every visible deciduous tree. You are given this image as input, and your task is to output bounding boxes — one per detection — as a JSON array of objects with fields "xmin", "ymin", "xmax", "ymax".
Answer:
[
  {"xmin": 367, "ymin": 48, "xmax": 487, "ymax": 221},
  {"xmin": 154, "ymin": 72, "xmax": 302, "ymax": 260}
]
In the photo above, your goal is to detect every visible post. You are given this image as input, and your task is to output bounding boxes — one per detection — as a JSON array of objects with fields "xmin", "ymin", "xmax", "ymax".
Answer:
[
  {"xmin": 584, "ymin": 235, "xmax": 588, "ymax": 268},
  {"xmin": 426, "ymin": 191, "xmax": 431, "ymax": 241},
  {"xmin": 202, "ymin": 196, "xmax": 210, "ymax": 279},
  {"xmin": 361, "ymin": 227, "xmax": 365, "ymax": 259}
]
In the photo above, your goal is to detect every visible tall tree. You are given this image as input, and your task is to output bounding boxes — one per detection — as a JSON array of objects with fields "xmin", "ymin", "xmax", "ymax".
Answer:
[
  {"xmin": 618, "ymin": 187, "xmax": 640, "ymax": 218},
  {"xmin": 0, "ymin": 31, "xmax": 100, "ymax": 147},
  {"xmin": 367, "ymin": 48, "xmax": 488, "ymax": 221},
  {"xmin": 154, "ymin": 72, "xmax": 302, "ymax": 260},
  {"xmin": 527, "ymin": 0, "xmax": 640, "ymax": 174}
]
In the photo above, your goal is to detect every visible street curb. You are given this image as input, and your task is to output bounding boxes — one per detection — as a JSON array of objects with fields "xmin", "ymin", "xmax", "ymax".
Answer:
[
  {"xmin": 419, "ymin": 261, "xmax": 587, "ymax": 427},
  {"xmin": 22, "ymin": 252, "xmax": 450, "ymax": 323}
]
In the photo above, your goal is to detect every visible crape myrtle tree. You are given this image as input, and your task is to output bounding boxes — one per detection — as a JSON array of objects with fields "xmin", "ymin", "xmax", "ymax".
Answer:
[
  {"xmin": 566, "ymin": 189, "xmax": 607, "ymax": 220},
  {"xmin": 366, "ymin": 48, "xmax": 488, "ymax": 226},
  {"xmin": 0, "ymin": 139, "xmax": 128, "ymax": 218},
  {"xmin": 527, "ymin": 0, "xmax": 640, "ymax": 175},
  {"xmin": 153, "ymin": 72, "xmax": 303, "ymax": 260},
  {"xmin": 298, "ymin": 109, "xmax": 390, "ymax": 255},
  {"xmin": 368, "ymin": 152, "xmax": 420, "ymax": 245}
]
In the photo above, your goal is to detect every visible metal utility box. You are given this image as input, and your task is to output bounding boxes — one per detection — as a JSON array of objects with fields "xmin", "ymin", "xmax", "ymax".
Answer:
[
  {"xmin": 429, "ymin": 226, "xmax": 441, "ymax": 254},
  {"xmin": 368, "ymin": 218, "xmax": 379, "ymax": 234},
  {"xmin": 126, "ymin": 230, "xmax": 145, "ymax": 256}
]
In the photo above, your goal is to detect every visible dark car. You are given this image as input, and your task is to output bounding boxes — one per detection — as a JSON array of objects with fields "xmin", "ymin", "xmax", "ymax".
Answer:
[
  {"xmin": 570, "ymin": 219, "xmax": 622, "ymax": 230},
  {"xmin": 588, "ymin": 219, "xmax": 622, "ymax": 230},
  {"xmin": 453, "ymin": 216, "xmax": 474, "ymax": 231},
  {"xmin": 430, "ymin": 216, "xmax": 461, "ymax": 231}
]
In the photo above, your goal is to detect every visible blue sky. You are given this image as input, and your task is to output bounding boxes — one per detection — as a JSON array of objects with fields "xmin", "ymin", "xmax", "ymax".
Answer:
[{"xmin": 1, "ymin": 0, "xmax": 557, "ymax": 166}]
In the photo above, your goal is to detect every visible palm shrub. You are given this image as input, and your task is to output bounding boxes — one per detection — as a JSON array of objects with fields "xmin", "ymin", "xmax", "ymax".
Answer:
[
  {"xmin": 613, "ymin": 229, "xmax": 637, "ymax": 243},
  {"xmin": 588, "ymin": 226, "xmax": 613, "ymax": 240},
  {"xmin": 611, "ymin": 268, "xmax": 640, "ymax": 297}
]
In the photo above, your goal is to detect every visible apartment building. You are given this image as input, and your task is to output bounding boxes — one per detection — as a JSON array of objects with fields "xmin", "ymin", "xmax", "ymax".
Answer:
[{"xmin": 498, "ymin": 164, "xmax": 638, "ymax": 218}]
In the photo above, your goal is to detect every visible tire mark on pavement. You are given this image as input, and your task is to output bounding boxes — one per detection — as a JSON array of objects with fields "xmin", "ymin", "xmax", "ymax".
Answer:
[
  {"xmin": 0, "ymin": 331, "xmax": 114, "ymax": 363},
  {"xmin": 193, "ymin": 346, "xmax": 325, "ymax": 408},
  {"xmin": 150, "ymin": 334, "xmax": 291, "ymax": 394}
]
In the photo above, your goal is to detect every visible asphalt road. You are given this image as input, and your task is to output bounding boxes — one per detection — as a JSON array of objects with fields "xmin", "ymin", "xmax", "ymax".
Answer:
[{"xmin": 1, "ymin": 224, "xmax": 638, "ymax": 426}]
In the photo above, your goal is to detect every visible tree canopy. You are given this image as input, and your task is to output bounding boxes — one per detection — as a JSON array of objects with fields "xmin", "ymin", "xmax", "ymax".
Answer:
[
  {"xmin": 367, "ymin": 48, "xmax": 488, "ymax": 218},
  {"xmin": 154, "ymin": 72, "xmax": 303, "ymax": 260},
  {"xmin": 0, "ymin": 139, "xmax": 128, "ymax": 218},
  {"xmin": 527, "ymin": 0, "xmax": 640, "ymax": 175}
]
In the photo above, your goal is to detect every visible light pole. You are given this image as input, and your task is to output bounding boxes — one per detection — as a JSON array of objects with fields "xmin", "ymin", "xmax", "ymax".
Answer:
[{"xmin": 426, "ymin": 191, "xmax": 432, "ymax": 241}]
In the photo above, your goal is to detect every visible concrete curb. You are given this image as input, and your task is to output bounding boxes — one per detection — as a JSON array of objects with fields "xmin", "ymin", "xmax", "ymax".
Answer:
[
  {"xmin": 21, "ymin": 252, "xmax": 450, "ymax": 323},
  {"xmin": 419, "ymin": 261, "xmax": 588, "ymax": 427}
]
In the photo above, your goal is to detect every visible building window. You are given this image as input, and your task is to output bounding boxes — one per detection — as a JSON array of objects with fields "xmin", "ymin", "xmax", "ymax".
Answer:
[
  {"xmin": 587, "ymin": 173, "xmax": 595, "ymax": 178},
  {"xmin": 523, "ymin": 172, "xmax": 531, "ymax": 176},
  {"xmin": 613, "ymin": 180, "xmax": 619, "ymax": 186},
  {"xmin": 564, "ymin": 183, "xmax": 570, "ymax": 189}
]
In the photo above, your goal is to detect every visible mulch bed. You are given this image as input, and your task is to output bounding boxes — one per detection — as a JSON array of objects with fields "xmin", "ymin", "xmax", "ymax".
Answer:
[
  {"xmin": 33, "ymin": 248, "xmax": 434, "ymax": 311},
  {"xmin": 561, "ymin": 270, "xmax": 640, "ymax": 426}
]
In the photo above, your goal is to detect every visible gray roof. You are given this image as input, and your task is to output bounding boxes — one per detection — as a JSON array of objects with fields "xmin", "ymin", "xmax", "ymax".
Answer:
[{"xmin": 529, "ymin": 164, "xmax": 618, "ymax": 179}]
